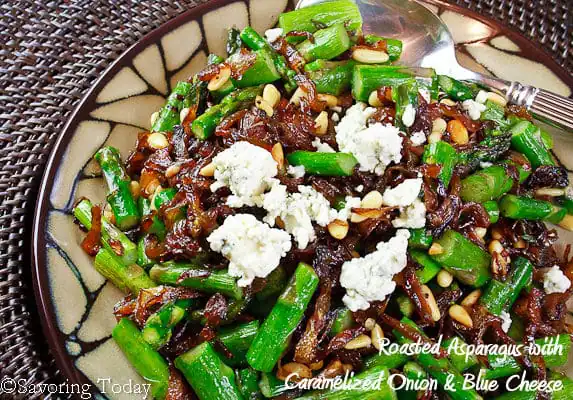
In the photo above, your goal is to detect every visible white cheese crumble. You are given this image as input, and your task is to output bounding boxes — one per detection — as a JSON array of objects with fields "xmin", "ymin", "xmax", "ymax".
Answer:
[
  {"xmin": 543, "ymin": 266, "xmax": 571, "ymax": 294},
  {"xmin": 475, "ymin": 90, "xmax": 489, "ymax": 104},
  {"xmin": 410, "ymin": 130, "xmax": 427, "ymax": 146},
  {"xmin": 355, "ymin": 185, "xmax": 364, "ymax": 193},
  {"xmin": 392, "ymin": 198, "xmax": 426, "ymax": 229},
  {"xmin": 336, "ymin": 103, "xmax": 403, "ymax": 175},
  {"xmin": 340, "ymin": 229, "xmax": 411, "ymax": 311},
  {"xmin": 207, "ymin": 214, "xmax": 292, "ymax": 287},
  {"xmin": 419, "ymin": 88, "xmax": 431, "ymax": 103},
  {"xmin": 210, "ymin": 141, "xmax": 278, "ymax": 208},
  {"xmin": 402, "ymin": 104, "xmax": 416, "ymax": 127},
  {"xmin": 264, "ymin": 184, "xmax": 338, "ymax": 249},
  {"xmin": 337, "ymin": 196, "xmax": 362, "ymax": 221},
  {"xmin": 462, "ymin": 99, "xmax": 486, "ymax": 120},
  {"xmin": 331, "ymin": 112, "xmax": 340, "ymax": 122},
  {"xmin": 382, "ymin": 178, "xmax": 423, "ymax": 207},
  {"xmin": 500, "ymin": 310, "xmax": 512, "ymax": 333},
  {"xmin": 480, "ymin": 161, "xmax": 493, "ymax": 169},
  {"xmin": 287, "ymin": 165, "xmax": 305, "ymax": 179},
  {"xmin": 264, "ymin": 28, "xmax": 283, "ymax": 43},
  {"xmin": 312, "ymin": 137, "xmax": 336, "ymax": 153}
]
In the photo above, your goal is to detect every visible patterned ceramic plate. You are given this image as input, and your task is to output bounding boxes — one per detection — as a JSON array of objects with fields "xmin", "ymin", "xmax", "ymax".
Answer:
[{"xmin": 32, "ymin": 0, "xmax": 573, "ymax": 398}]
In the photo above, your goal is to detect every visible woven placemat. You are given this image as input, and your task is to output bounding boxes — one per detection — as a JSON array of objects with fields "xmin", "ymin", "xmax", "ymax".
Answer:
[{"xmin": 0, "ymin": 1, "xmax": 570, "ymax": 398}]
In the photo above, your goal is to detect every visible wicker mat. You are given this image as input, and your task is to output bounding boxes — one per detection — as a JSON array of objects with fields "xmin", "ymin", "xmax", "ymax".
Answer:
[{"xmin": 0, "ymin": 0, "xmax": 570, "ymax": 398}]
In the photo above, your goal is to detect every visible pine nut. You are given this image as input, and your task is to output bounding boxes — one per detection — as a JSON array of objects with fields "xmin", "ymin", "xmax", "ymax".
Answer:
[
  {"xmin": 364, "ymin": 318, "xmax": 376, "ymax": 331},
  {"xmin": 150, "ymin": 111, "xmax": 159, "ymax": 128},
  {"xmin": 328, "ymin": 219, "xmax": 349, "ymax": 240},
  {"xmin": 149, "ymin": 185, "xmax": 163, "ymax": 210},
  {"xmin": 317, "ymin": 94, "xmax": 338, "ymax": 108},
  {"xmin": 514, "ymin": 239, "xmax": 527, "ymax": 249},
  {"xmin": 199, "ymin": 163, "xmax": 215, "ymax": 177},
  {"xmin": 421, "ymin": 285, "xmax": 441, "ymax": 322},
  {"xmin": 449, "ymin": 305, "xmax": 473, "ymax": 328},
  {"xmin": 428, "ymin": 132, "xmax": 442, "ymax": 144},
  {"xmin": 491, "ymin": 228, "xmax": 503, "ymax": 240},
  {"xmin": 350, "ymin": 208, "xmax": 386, "ymax": 223},
  {"xmin": 207, "ymin": 66, "xmax": 231, "ymax": 91},
  {"xmin": 361, "ymin": 190, "xmax": 383, "ymax": 209},
  {"xmin": 559, "ymin": 214, "xmax": 573, "ymax": 231},
  {"xmin": 461, "ymin": 289, "xmax": 482, "ymax": 307},
  {"xmin": 488, "ymin": 240, "xmax": 504, "ymax": 255},
  {"xmin": 263, "ymin": 84, "xmax": 281, "ymax": 108},
  {"xmin": 309, "ymin": 360, "xmax": 324, "ymax": 370},
  {"xmin": 271, "ymin": 143, "xmax": 284, "ymax": 170},
  {"xmin": 314, "ymin": 111, "xmax": 329, "ymax": 135},
  {"xmin": 255, "ymin": 96, "xmax": 274, "ymax": 117},
  {"xmin": 129, "ymin": 180, "xmax": 140, "ymax": 200},
  {"xmin": 428, "ymin": 242, "xmax": 444, "ymax": 256},
  {"xmin": 103, "ymin": 203, "xmax": 115, "ymax": 223},
  {"xmin": 437, "ymin": 269, "xmax": 454, "ymax": 288},
  {"xmin": 352, "ymin": 48, "xmax": 389, "ymax": 64},
  {"xmin": 440, "ymin": 98, "xmax": 456, "ymax": 106},
  {"xmin": 475, "ymin": 227, "xmax": 487, "ymax": 239},
  {"xmin": 448, "ymin": 119, "xmax": 469, "ymax": 144},
  {"xmin": 165, "ymin": 163, "xmax": 181, "ymax": 178},
  {"xmin": 277, "ymin": 362, "xmax": 312, "ymax": 381},
  {"xmin": 487, "ymin": 91, "xmax": 507, "ymax": 107},
  {"xmin": 368, "ymin": 90, "xmax": 382, "ymax": 107},
  {"xmin": 432, "ymin": 118, "xmax": 447, "ymax": 135},
  {"xmin": 344, "ymin": 334, "xmax": 372, "ymax": 350},
  {"xmin": 371, "ymin": 324, "xmax": 384, "ymax": 351},
  {"xmin": 144, "ymin": 179, "xmax": 161, "ymax": 197},
  {"xmin": 148, "ymin": 132, "xmax": 169, "ymax": 149},
  {"xmin": 179, "ymin": 107, "xmax": 190, "ymax": 124},
  {"xmin": 535, "ymin": 187, "xmax": 566, "ymax": 197},
  {"xmin": 289, "ymin": 87, "xmax": 307, "ymax": 105}
]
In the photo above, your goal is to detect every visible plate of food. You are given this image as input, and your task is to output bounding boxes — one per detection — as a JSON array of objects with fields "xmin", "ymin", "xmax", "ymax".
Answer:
[{"xmin": 32, "ymin": 0, "xmax": 573, "ymax": 399}]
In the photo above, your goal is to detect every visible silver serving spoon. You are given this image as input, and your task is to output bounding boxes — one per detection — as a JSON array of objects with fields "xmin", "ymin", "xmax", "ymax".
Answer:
[{"xmin": 296, "ymin": 0, "xmax": 573, "ymax": 130}]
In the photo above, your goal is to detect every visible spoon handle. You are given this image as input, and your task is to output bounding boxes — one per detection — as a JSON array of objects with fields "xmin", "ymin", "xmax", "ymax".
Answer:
[{"xmin": 505, "ymin": 82, "xmax": 573, "ymax": 131}]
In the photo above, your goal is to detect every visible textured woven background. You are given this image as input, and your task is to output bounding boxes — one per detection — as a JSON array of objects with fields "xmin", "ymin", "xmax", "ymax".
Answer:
[{"xmin": 0, "ymin": 0, "xmax": 570, "ymax": 398}]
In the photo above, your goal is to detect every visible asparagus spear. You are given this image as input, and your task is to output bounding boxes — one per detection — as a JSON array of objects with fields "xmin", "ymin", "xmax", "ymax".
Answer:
[
  {"xmin": 150, "ymin": 261, "xmax": 243, "ymax": 300},
  {"xmin": 410, "ymin": 249, "xmax": 442, "ymax": 284},
  {"xmin": 422, "ymin": 141, "xmax": 457, "ymax": 188},
  {"xmin": 239, "ymin": 26, "xmax": 297, "ymax": 92},
  {"xmin": 430, "ymin": 229, "xmax": 491, "ymax": 287},
  {"xmin": 246, "ymin": 263, "xmax": 319, "ymax": 372},
  {"xmin": 443, "ymin": 336, "xmax": 479, "ymax": 372},
  {"xmin": 479, "ymin": 257, "xmax": 532, "ymax": 315},
  {"xmin": 510, "ymin": 120, "xmax": 555, "ymax": 169},
  {"xmin": 112, "ymin": 318, "xmax": 170, "ymax": 399},
  {"xmin": 483, "ymin": 200, "xmax": 500, "ymax": 223},
  {"xmin": 74, "ymin": 198, "xmax": 138, "ymax": 265},
  {"xmin": 393, "ymin": 80, "xmax": 418, "ymax": 128},
  {"xmin": 437, "ymin": 75, "xmax": 476, "ymax": 101},
  {"xmin": 192, "ymin": 86, "xmax": 263, "ymax": 140},
  {"xmin": 363, "ymin": 351, "xmax": 408, "ymax": 370},
  {"xmin": 480, "ymin": 100, "xmax": 510, "ymax": 129},
  {"xmin": 175, "ymin": 341, "xmax": 244, "ymax": 400},
  {"xmin": 227, "ymin": 28, "xmax": 243, "ymax": 56},
  {"xmin": 152, "ymin": 81, "xmax": 192, "ymax": 133},
  {"xmin": 329, "ymin": 307, "xmax": 355, "ymax": 336},
  {"xmin": 278, "ymin": 0, "xmax": 362, "ymax": 35},
  {"xmin": 408, "ymin": 228, "xmax": 433, "ymax": 249},
  {"xmin": 364, "ymin": 34, "xmax": 403, "ymax": 62},
  {"xmin": 286, "ymin": 151, "xmax": 358, "ymax": 176},
  {"xmin": 142, "ymin": 298, "xmax": 194, "ymax": 350},
  {"xmin": 499, "ymin": 194, "xmax": 566, "ymax": 223},
  {"xmin": 229, "ymin": 50, "xmax": 281, "ymax": 88},
  {"xmin": 94, "ymin": 146, "xmax": 140, "ymax": 230},
  {"xmin": 304, "ymin": 59, "xmax": 355, "ymax": 95},
  {"xmin": 460, "ymin": 165, "xmax": 515, "ymax": 203},
  {"xmin": 396, "ymin": 294, "xmax": 414, "ymax": 317},
  {"xmin": 94, "ymin": 248, "xmax": 156, "ymax": 294},
  {"xmin": 259, "ymin": 372, "xmax": 291, "ymax": 398},
  {"xmin": 217, "ymin": 320, "xmax": 260, "ymax": 367},
  {"xmin": 296, "ymin": 23, "xmax": 351, "ymax": 62},
  {"xmin": 236, "ymin": 368, "xmax": 262, "ymax": 400}
]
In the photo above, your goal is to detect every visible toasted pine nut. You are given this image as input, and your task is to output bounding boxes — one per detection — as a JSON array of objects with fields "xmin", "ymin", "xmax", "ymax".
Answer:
[
  {"xmin": 344, "ymin": 334, "xmax": 372, "ymax": 350},
  {"xmin": 263, "ymin": 84, "xmax": 281, "ymax": 108},
  {"xmin": 437, "ymin": 269, "xmax": 454, "ymax": 288},
  {"xmin": 361, "ymin": 190, "xmax": 383, "ymax": 209},
  {"xmin": 368, "ymin": 90, "xmax": 383, "ymax": 107},
  {"xmin": 129, "ymin": 180, "xmax": 140, "ymax": 200},
  {"xmin": 514, "ymin": 239, "xmax": 527, "ymax": 249},
  {"xmin": 179, "ymin": 107, "xmax": 190, "ymax": 124},
  {"xmin": 487, "ymin": 92, "xmax": 507, "ymax": 107},
  {"xmin": 150, "ymin": 185, "xmax": 163, "ymax": 210},
  {"xmin": 491, "ymin": 227, "xmax": 503, "ymax": 240},
  {"xmin": 150, "ymin": 111, "xmax": 159, "ymax": 128},
  {"xmin": 440, "ymin": 98, "xmax": 456, "ymax": 106},
  {"xmin": 165, "ymin": 163, "xmax": 181, "ymax": 178},
  {"xmin": 535, "ymin": 187, "xmax": 566, "ymax": 197},
  {"xmin": 448, "ymin": 119, "xmax": 469, "ymax": 144},
  {"xmin": 488, "ymin": 240, "xmax": 504, "ymax": 255},
  {"xmin": 475, "ymin": 227, "xmax": 487, "ymax": 239},
  {"xmin": 314, "ymin": 111, "xmax": 329, "ymax": 135},
  {"xmin": 255, "ymin": 96, "xmax": 274, "ymax": 117},
  {"xmin": 371, "ymin": 324, "xmax": 384, "ymax": 351},
  {"xmin": 207, "ymin": 66, "xmax": 231, "ymax": 91},
  {"xmin": 148, "ymin": 132, "xmax": 169, "ymax": 149},
  {"xmin": 276, "ymin": 362, "xmax": 312, "ymax": 381},
  {"xmin": 492, "ymin": 253, "xmax": 509, "ymax": 276},
  {"xmin": 428, "ymin": 132, "xmax": 442, "ymax": 144},
  {"xmin": 364, "ymin": 318, "xmax": 376, "ymax": 331},
  {"xmin": 199, "ymin": 163, "xmax": 215, "ymax": 177},
  {"xmin": 342, "ymin": 363, "xmax": 353, "ymax": 374},
  {"xmin": 350, "ymin": 208, "xmax": 386, "ymax": 223},
  {"xmin": 428, "ymin": 242, "xmax": 444, "ymax": 256},
  {"xmin": 271, "ymin": 143, "xmax": 284, "ymax": 170},
  {"xmin": 289, "ymin": 87, "xmax": 307, "ymax": 105},
  {"xmin": 103, "ymin": 203, "xmax": 115, "ymax": 223},
  {"xmin": 317, "ymin": 94, "xmax": 338, "ymax": 108},
  {"xmin": 328, "ymin": 219, "xmax": 349, "ymax": 240},
  {"xmin": 432, "ymin": 118, "xmax": 447, "ymax": 135},
  {"xmin": 144, "ymin": 179, "xmax": 161, "ymax": 197},
  {"xmin": 559, "ymin": 214, "xmax": 573, "ymax": 231},
  {"xmin": 352, "ymin": 48, "xmax": 389, "ymax": 64},
  {"xmin": 461, "ymin": 289, "xmax": 482, "ymax": 307},
  {"xmin": 309, "ymin": 360, "xmax": 324, "ymax": 370},
  {"xmin": 421, "ymin": 285, "xmax": 441, "ymax": 322},
  {"xmin": 449, "ymin": 305, "xmax": 473, "ymax": 328}
]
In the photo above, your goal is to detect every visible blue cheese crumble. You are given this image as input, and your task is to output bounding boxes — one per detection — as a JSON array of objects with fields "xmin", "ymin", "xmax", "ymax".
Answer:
[{"xmin": 543, "ymin": 266, "xmax": 571, "ymax": 294}]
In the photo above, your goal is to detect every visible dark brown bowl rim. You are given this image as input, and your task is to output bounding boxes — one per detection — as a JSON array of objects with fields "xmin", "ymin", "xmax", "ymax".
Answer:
[{"xmin": 31, "ymin": 0, "xmax": 573, "ymax": 395}]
